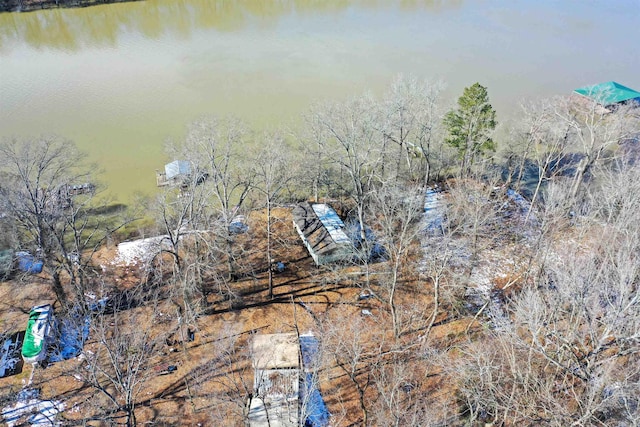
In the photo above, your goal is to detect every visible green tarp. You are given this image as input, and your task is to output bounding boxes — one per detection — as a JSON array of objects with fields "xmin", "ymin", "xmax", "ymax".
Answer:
[
  {"xmin": 21, "ymin": 304, "xmax": 53, "ymax": 363},
  {"xmin": 574, "ymin": 81, "xmax": 640, "ymax": 106}
]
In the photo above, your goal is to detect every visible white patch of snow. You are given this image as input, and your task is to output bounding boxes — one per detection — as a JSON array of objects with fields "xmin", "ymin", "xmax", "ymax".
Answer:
[
  {"xmin": 114, "ymin": 235, "xmax": 171, "ymax": 266},
  {"xmin": 2, "ymin": 389, "xmax": 65, "ymax": 427},
  {"xmin": 0, "ymin": 334, "xmax": 22, "ymax": 378},
  {"xmin": 423, "ymin": 187, "xmax": 445, "ymax": 233}
]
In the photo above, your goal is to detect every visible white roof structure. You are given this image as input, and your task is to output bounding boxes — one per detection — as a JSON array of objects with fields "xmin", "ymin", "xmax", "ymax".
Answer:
[
  {"xmin": 311, "ymin": 204, "xmax": 351, "ymax": 245},
  {"xmin": 164, "ymin": 160, "xmax": 191, "ymax": 180},
  {"xmin": 252, "ymin": 333, "xmax": 299, "ymax": 370}
]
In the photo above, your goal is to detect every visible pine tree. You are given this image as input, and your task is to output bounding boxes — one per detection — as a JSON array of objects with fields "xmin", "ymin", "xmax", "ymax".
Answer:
[{"xmin": 444, "ymin": 83, "xmax": 497, "ymax": 176}]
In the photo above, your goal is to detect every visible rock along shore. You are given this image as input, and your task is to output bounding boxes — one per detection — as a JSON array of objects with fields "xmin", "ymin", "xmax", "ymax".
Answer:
[{"xmin": 1, "ymin": 0, "xmax": 141, "ymax": 13}]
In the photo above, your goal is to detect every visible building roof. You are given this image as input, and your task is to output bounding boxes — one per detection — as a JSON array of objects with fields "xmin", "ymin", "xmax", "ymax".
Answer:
[
  {"xmin": 164, "ymin": 160, "xmax": 191, "ymax": 180},
  {"xmin": 249, "ymin": 368, "xmax": 300, "ymax": 427},
  {"xmin": 292, "ymin": 203, "xmax": 355, "ymax": 264},
  {"xmin": 574, "ymin": 81, "xmax": 640, "ymax": 106},
  {"xmin": 249, "ymin": 333, "xmax": 301, "ymax": 427},
  {"xmin": 252, "ymin": 333, "xmax": 299, "ymax": 370}
]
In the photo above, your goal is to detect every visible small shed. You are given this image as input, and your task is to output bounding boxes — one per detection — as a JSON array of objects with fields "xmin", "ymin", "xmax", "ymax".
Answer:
[
  {"xmin": 165, "ymin": 160, "xmax": 191, "ymax": 180},
  {"xmin": 156, "ymin": 160, "xmax": 192, "ymax": 187},
  {"xmin": 252, "ymin": 333, "xmax": 299, "ymax": 370},
  {"xmin": 248, "ymin": 333, "xmax": 300, "ymax": 427},
  {"xmin": 292, "ymin": 203, "xmax": 355, "ymax": 266},
  {"xmin": 574, "ymin": 81, "xmax": 640, "ymax": 107}
]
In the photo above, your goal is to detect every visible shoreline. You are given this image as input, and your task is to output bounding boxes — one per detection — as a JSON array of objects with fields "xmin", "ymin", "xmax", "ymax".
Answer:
[{"xmin": 0, "ymin": 0, "xmax": 141, "ymax": 13}]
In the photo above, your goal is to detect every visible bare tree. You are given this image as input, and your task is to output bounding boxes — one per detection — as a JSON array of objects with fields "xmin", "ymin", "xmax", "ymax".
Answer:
[
  {"xmin": 450, "ymin": 161, "xmax": 640, "ymax": 426},
  {"xmin": 172, "ymin": 117, "xmax": 254, "ymax": 283},
  {"xmin": 185, "ymin": 320, "xmax": 254, "ymax": 424},
  {"xmin": 250, "ymin": 132, "xmax": 296, "ymax": 298},
  {"xmin": 80, "ymin": 290, "xmax": 167, "ymax": 426},
  {"xmin": 152, "ymin": 118, "xmax": 256, "ymax": 318},
  {"xmin": 379, "ymin": 75, "xmax": 446, "ymax": 184},
  {"xmin": 321, "ymin": 313, "xmax": 378, "ymax": 425},
  {"xmin": 553, "ymin": 96, "xmax": 639, "ymax": 200},
  {"xmin": 445, "ymin": 173, "xmax": 504, "ymax": 269},
  {"xmin": 505, "ymin": 99, "xmax": 571, "ymax": 222},
  {"xmin": 301, "ymin": 110, "xmax": 339, "ymax": 203},
  {"xmin": 368, "ymin": 182, "xmax": 424, "ymax": 339},
  {"xmin": 0, "ymin": 136, "xmax": 124, "ymax": 308},
  {"xmin": 311, "ymin": 95, "xmax": 383, "ymax": 242},
  {"xmin": 177, "ymin": 116, "xmax": 253, "ymax": 224}
]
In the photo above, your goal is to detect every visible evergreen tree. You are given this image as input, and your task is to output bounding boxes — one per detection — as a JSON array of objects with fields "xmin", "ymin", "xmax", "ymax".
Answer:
[{"xmin": 444, "ymin": 83, "xmax": 497, "ymax": 176}]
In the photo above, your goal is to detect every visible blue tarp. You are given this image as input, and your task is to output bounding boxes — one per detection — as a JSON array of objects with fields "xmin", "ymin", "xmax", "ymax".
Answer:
[
  {"xmin": 48, "ymin": 312, "xmax": 89, "ymax": 362},
  {"xmin": 0, "ymin": 331, "xmax": 24, "ymax": 377},
  {"xmin": 345, "ymin": 222, "xmax": 387, "ymax": 262},
  {"xmin": 300, "ymin": 334, "xmax": 320, "ymax": 367},
  {"xmin": 299, "ymin": 334, "xmax": 330, "ymax": 427},
  {"xmin": 15, "ymin": 252, "xmax": 43, "ymax": 274},
  {"xmin": 302, "ymin": 373, "xmax": 330, "ymax": 427},
  {"xmin": 506, "ymin": 189, "xmax": 533, "ymax": 218},
  {"xmin": 229, "ymin": 215, "xmax": 249, "ymax": 234}
]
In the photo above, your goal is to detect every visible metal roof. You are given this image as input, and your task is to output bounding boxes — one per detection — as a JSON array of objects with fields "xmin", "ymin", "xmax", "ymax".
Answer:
[
  {"xmin": 311, "ymin": 204, "xmax": 351, "ymax": 245},
  {"xmin": 292, "ymin": 203, "xmax": 355, "ymax": 265},
  {"xmin": 574, "ymin": 81, "xmax": 640, "ymax": 106},
  {"xmin": 164, "ymin": 160, "xmax": 191, "ymax": 180}
]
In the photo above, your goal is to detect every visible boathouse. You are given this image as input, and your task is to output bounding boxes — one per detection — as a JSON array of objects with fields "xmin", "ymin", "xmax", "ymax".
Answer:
[
  {"xmin": 156, "ymin": 160, "xmax": 192, "ymax": 187},
  {"xmin": 292, "ymin": 203, "xmax": 356, "ymax": 266},
  {"xmin": 574, "ymin": 81, "xmax": 640, "ymax": 108}
]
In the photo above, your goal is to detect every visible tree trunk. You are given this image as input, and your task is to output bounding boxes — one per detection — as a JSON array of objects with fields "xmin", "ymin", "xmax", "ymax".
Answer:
[
  {"xmin": 267, "ymin": 199, "xmax": 273, "ymax": 299},
  {"xmin": 125, "ymin": 404, "xmax": 136, "ymax": 427},
  {"xmin": 424, "ymin": 275, "xmax": 440, "ymax": 340},
  {"xmin": 390, "ymin": 259, "xmax": 400, "ymax": 339},
  {"xmin": 51, "ymin": 270, "xmax": 68, "ymax": 306}
]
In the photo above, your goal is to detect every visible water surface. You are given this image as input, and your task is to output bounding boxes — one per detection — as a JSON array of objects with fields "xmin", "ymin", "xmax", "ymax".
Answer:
[{"xmin": 1, "ymin": 0, "xmax": 638, "ymax": 201}]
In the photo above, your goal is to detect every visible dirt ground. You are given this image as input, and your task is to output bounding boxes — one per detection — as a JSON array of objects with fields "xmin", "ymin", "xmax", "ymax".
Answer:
[{"xmin": 0, "ymin": 206, "xmax": 487, "ymax": 426}]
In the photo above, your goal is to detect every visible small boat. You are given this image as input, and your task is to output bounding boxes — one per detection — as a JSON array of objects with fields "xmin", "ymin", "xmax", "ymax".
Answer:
[{"xmin": 21, "ymin": 304, "xmax": 55, "ymax": 364}]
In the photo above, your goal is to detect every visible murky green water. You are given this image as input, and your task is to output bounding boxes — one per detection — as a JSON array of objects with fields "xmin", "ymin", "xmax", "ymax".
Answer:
[{"xmin": 1, "ymin": 0, "xmax": 638, "ymax": 202}]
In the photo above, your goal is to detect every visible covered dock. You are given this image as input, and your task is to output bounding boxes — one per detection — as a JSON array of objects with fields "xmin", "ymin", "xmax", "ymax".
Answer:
[
  {"xmin": 156, "ymin": 160, "xmax": 192, "ymax": 187},
  {"xmin": 574, "ymin": 81, "xmax": 640, "ymax": 107}
]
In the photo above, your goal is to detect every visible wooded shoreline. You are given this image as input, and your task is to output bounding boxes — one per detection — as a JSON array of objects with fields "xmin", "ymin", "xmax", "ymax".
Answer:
[{"xmin": 0, "ymin": 0, "xmax": 140, "ymax": 13}]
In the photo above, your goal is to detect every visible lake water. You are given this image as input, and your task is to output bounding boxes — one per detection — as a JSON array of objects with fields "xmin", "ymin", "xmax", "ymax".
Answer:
[{"xmin": 1, "ymin": 0, "xmax": 638, "ymax": 202}]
